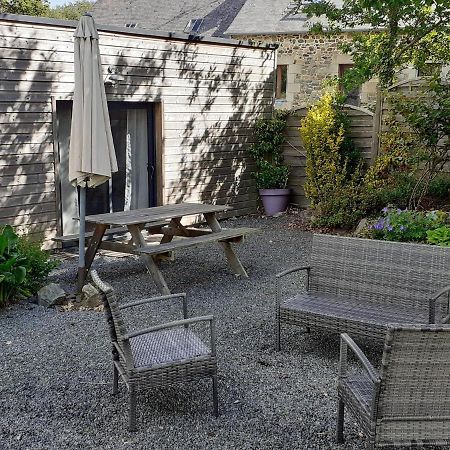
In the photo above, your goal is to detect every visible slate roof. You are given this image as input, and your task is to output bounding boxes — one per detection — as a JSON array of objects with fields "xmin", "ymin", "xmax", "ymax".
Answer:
[
  {"xmin": 226, "ymin": 0, "xmax": 319, "ymax": 35},
  {"xmin": 91, "ymin": 0, "xmax": 248, "ymax": 38},
  {"xmin": 225, "ymin": 0, "xmax": 370, "ymax": 36}
]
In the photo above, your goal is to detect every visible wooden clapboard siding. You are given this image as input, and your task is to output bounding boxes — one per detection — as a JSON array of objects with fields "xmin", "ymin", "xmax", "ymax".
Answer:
[
  {"xmin": 0, "ymin": 16, "xmax": 275, "ymax": 244},
  {"xmin": 284, "ymin": 105, "xmax": 374, "ymax": 207}
]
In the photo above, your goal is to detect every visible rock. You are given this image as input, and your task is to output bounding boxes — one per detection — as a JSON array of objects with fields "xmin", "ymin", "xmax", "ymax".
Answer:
[
  {"xmin": 355, "ymin": 218, "xmax": 369, "ymax": 235},
  {"xmin": 80, "ymin": 283, "xmax": 103, "ymax": 309},
  {"xmin": 37, "ymin": 283, "xmax": 66, "ymax": 307}
]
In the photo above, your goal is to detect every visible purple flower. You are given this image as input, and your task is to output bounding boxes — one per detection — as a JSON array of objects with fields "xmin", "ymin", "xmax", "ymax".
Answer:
[
  {"xmin": 373, "ymin": 221, "xmax": 384, "ymax": 231},
  {"xmin": 387, "ymin": 225, "xmax": 393, "ymax": 232},
  {"xmin": 400, "ymin": 225, "xmax": 406, "ymax": 231},
  {"xmin": 382, "ymin": 207, "xmax": 389, "ymax": 213}
]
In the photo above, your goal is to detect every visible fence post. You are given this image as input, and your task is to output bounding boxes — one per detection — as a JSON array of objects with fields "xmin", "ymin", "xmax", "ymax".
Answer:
[{"xmin": 370, "ymin": 88, "xmax": 383, "ymax": 163}]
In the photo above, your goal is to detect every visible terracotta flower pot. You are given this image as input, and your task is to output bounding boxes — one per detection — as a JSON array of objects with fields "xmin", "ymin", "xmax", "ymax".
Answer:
[{"xmin": 259, "ymin": 188, "xmax": 290, "ymax": 216}]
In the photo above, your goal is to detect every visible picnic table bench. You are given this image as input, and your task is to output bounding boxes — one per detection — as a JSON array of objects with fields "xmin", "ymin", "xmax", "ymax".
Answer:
[
  {"xmin": 55, "ymin": 203, "xmax": 257, "ymax": 294},
  {"xmin": 276, "ymin": 234, "xmax": 450, "ymax": 350}
]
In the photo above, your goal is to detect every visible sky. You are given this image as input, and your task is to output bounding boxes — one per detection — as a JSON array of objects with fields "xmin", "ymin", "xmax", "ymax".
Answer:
[{"xmin": 48, "ymin": 0, "xmax": 71, "ymax": 5}]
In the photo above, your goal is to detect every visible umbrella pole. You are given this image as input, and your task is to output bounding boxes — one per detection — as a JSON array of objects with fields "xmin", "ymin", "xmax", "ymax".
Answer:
[{"xmin": 77, "ymin": 185, "xmax": 87, "ymax": 292}]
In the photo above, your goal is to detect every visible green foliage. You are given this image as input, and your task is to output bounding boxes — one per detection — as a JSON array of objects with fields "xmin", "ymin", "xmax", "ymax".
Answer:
[
  {"xmin": 428, "ymin": 174, "xmax": 450, "ymax": 199},
  {"xmin": 0, "ymin": 0, "xmax": 49, "ymax": 15},
  {"xmin": 427, "ymin": 226, "xmax": 450, "ymax": 246},
  {"xmin": 368, "ymin": 207, "xmax": 447, "ymax": 242},
  {"xmin": 17, "ymin": 238, "xmax": 59, "ymax": 295},
  {"xmin": 299, "ymin": 0, "xmax": 450, "ymax": 89},
  {"xmin": 385, "ymin": 78, "xmax": 450, "ymax": 208},
  {"xmin": 0, "ymin": 225, "xmax": 58, "ymax": 307},
  {"xmin": 249, "ymin": 111, "xmax": 289, "ymax": 189},
  {"xmin": 300, "ymin": 90, "xmax": 365, "ymax": 227},
  {"xmin": 48, "ymin": 1, "xmax": 94, "ymax": 20},
  {"xmin": 0, "ymin": 225, "xmax": 28, "ymax": 306}
]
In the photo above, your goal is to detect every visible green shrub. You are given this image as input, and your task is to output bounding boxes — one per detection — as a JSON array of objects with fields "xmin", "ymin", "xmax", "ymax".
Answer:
[
  {"xmin": 17, "ymin": 238, "xmax": 59, "ymax": 295},
  {"xmin": 249, "ymin": 111, "xmax": 289, "ymax": 189},
  {"xmin": 427, "ymin": 226, "xmax": 450, "ymax": 246},
  {"xmin": 427, "ymin": 174, "xmax": 450, "ymax": 199},
  {"xmin": 0, "ymin": 225, "xmax": 28, "ymax": 305},
  {"xmin": 0, "ymin": 225, "xmax": 58, "ymax": 306},
  {"xmin": 368, "ymin": 207, "xmax": 447, "ymax": 242},
  {"xmin": 300, "ymin": 90, "xmax": 365, "ymax": 227}
]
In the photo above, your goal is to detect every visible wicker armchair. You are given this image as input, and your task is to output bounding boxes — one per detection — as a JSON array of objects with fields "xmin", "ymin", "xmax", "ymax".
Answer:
[
  {"xmin": 91, "ymin": 270, "xmax": 218, "ymax": 431},
  {"xmin": 337, "ymin": 325, "xmax": 450, "ymax": 448}
]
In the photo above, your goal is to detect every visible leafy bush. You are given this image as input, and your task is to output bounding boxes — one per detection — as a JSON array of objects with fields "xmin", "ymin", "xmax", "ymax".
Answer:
[
  {"xmin": 428, "ymin": 174, "xmax": 450, "ymax": 199},
  {"xmin": 0, "ymin": 225, "xmax": 28, "ymax": 306},
  {"xmin": 0, "ymin": 225, "xmax": 58, "ymax": 306},
  {"xmin": 249, "ymin": 111, "xmax": 289, "ymax": 189},
  {"xmin": 427, "ymin": 226, "xmax": 450, "ymax": 247},
  {"xmin": 300, "ymin": 90, "xmax": 365, "ymax": 227},
  {"xmin": 18, "ymin": 238, "xmax": 59, "ymax": 295},
  {"xmin": 368, "ymin": 207, "xmax": 447, "ymax": 242}
]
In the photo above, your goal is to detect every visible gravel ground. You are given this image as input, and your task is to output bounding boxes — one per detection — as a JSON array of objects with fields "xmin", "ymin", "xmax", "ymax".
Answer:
[{"xmin": 0, "ymin": 215, "xmax": 384, "ymax": 450}]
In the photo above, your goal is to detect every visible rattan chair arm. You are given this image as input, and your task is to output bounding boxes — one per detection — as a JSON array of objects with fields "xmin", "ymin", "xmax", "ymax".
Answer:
[
  {"xmin": 339, "ymin": 333, "xmax": 380, "ymax": 384},
  {"xmin": 119, "ymin": 293, "xmax": 188, "ymax": 318},
  {"xmin": 276, "ymin": 266, "xmax": 311, "ymax": 308},
  {"xmin": 124, "ymin": 315, "xmax": 215, "ymax": 340},
  {"xmin": 276, "ymin": 266, "xmax": 311, "ymax": 279},
  {"xmin": 113, "ymin": 341, "xmax": 128, "ymax": 362},
  {"xmin": 429, "ymin": 285, "xmax": 450, "ymax": 324}
]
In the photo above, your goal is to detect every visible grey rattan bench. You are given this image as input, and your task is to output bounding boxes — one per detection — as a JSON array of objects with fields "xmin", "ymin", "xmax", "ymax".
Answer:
[
  {"xmin": 276, "ymin": 234, "xmax": 450, "ymax": 349},
  {"xmin": 91, "ymin": 270, "xmax": 218, "ymax": 431},
  {"xmin": 338, "ymin": 325, "xmax": 450, "ymax": 448}
]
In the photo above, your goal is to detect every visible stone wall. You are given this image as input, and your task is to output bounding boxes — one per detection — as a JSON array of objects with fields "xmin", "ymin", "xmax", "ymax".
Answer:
[{"xmin": 232, "ymin": 33, "xmax": 379, "ymax": 110}]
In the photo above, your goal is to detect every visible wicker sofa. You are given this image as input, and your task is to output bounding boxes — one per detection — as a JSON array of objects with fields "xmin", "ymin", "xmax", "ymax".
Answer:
[{"xmin": 276, "ymin": 234, "xmax": 450, "ymax": 349}]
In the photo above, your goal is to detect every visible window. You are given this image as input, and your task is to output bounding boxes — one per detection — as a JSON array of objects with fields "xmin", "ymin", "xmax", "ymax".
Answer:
[
  {"xmin": 417, "ymin": 63, "xmax": 442, "ymax": 77},
  {"xmin": 275, "ymin": 65, "xmax": 288, "ymax": 99},
  {"xmin": 338, "ymin": 64, "xmax": 361, "ymax": 106}
]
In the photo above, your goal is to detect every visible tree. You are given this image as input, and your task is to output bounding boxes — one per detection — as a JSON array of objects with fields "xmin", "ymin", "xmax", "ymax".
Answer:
[
  {"xmin": 299, "ymin": 0, "xmax": 450, "ymax": 89},
  {"xmin": 49, "ymin": 1, "xmax": 94, "ymax": 20},
  {"xmin": 0, "ymin": 0, "xmax": 50, "ymax": 15}
]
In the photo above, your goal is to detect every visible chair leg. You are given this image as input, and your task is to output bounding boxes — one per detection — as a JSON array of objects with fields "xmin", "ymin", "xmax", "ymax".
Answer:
[
  {"xmin": 128, "ymin": 385, "xmax": 137, "ymax": 432},
  {"xmin": 112, "ymin": 363, "xmax": 118, "ymax": 395},
  {"xmin": 275, "ymin": 317, "xmax": 281, "ymax": 351},
  {"xmin": 212, "ymin": 375, "xmax": 219, "ymax": 417},
  {"xmin": 336, "ymin": 399, "xmax": 345, "ymax": 444}
]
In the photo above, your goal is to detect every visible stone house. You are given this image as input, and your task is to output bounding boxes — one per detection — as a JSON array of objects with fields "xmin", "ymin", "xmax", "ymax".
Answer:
[
  {"xmin": 225, "ymin": 0, "xmax": 379, "ymax": 110},
  {"xmin": 225, "ymin": 0, "xmax": 450, "ymax": 110},
  {"xmin": 91, "ymin": 0, "xmax": 445, "ymax": 111}
]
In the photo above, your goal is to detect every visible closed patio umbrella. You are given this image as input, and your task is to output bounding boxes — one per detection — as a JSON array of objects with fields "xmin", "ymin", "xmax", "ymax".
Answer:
[{"xmin": 69, "ymin": 13, "xmax": 118, "ymax": 290}]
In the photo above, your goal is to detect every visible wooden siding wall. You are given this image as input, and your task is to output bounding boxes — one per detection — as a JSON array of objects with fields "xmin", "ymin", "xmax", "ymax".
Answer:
[
  {"xmin": 0, "ymin": 19, "xmax": 275, "ymax": 244},
  {"xmin": 283, "ymin": 105, "xmax": 374, "ymax": 207}
]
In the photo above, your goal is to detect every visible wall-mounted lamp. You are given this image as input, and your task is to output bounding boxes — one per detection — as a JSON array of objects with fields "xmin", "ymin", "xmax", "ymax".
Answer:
[{"xmin": 104, "ymin": 66, "xmax": 125, "ymax": 85}]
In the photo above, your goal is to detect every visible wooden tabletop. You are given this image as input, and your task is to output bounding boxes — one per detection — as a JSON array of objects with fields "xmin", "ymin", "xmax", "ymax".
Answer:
[{"xmin": 85, "ymin": 203, "xmax": 232, "ymax": 226}]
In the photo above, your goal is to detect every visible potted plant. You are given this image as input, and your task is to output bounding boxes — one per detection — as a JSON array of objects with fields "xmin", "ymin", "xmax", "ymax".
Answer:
[{"xmin": 249, "ymin": 111, "xmax": 290, "ymax": 216}]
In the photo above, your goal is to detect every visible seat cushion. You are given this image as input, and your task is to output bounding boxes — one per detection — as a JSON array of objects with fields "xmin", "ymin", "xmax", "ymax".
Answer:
[
  {"xmin": 130, "ymin": 327, "xmax": 210, "ymax": 368},
  {"xmin": 281, "ymin": 292, "xmax": 427, "ymax": 327}
]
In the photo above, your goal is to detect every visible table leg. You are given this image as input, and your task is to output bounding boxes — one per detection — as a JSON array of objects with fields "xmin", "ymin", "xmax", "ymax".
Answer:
[
  {"xmin": 204, "ymin": 212, "xmax": 248, "ymax": 278},
  {"xmin": 77, "ymin": 224, "xmax": 107, "ymax": 292},
  {"xmin": 128, "ymin": 225, "xmax": 171, "ymax": 294},
  {"xmin": 160, "ymin": 217, "xmax": 185, "ymax": 244}
]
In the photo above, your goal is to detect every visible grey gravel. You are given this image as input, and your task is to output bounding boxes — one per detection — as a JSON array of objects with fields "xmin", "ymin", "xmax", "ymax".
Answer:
[{"xmin": 0, "ymin": 215, "xmax": 383, "ymax": 450}]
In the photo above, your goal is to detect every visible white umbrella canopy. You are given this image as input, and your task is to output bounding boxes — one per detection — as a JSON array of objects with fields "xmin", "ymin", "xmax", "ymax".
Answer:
[
  {"xmin": 69, "ymin": 13, "xmax": 117, "ymax": 290},
  {"xmin": 69, "ymin": 13, "xmax": 117, "ymax": 188}
]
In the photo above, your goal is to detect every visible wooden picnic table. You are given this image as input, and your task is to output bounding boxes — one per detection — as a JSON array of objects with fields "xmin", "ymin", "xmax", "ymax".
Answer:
[{"xmin": 75, "ymin": 203, "xmax": 257, "ymax": 294}]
